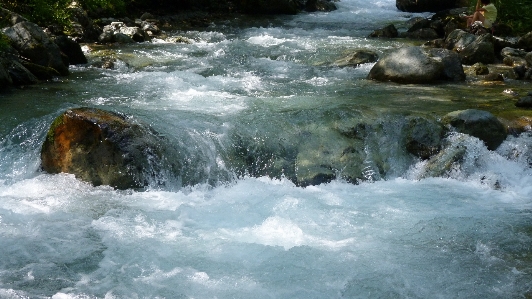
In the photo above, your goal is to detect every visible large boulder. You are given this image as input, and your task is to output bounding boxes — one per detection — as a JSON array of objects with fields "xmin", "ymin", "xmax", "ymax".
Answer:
[
  {"xmin": 41, "ymin": 108, "xmax": 176, "ymax": 190},
  {"xmin": 2, "ymin": 21, "xmax": 69, "ymax": 76},
  {"xmin": 429, "ymin": 48, "xmax": 466, "ymax": 81},
  {"xmin": 396, "ymin": 0, "xmax": 460, "ymax": 12},
  {"xmin": 367, "ymin": 46, "xmax": 464, "ymax": 84},
  {"xmin": 0, "ymin": 7, "xmax": 28, "ymax": 26},
  {"xmin": 53, "ymin": 35, "xmax": 87, "ymax": 65},
  {"xmin": 441, "ymin": 109, "xmax": 507, "ymax": 150},
  {"xmin": 444, "ymin": 29, "xmax": 495, "ymax": 65},
  {"xmin": 0, "ymin": 58, "xmax": 13, "ymax": 88}
]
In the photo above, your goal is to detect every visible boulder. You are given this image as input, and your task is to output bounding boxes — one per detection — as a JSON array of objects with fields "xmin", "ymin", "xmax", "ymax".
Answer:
[
  {"xmin": 98, "ymin": 22, "xmax": 148, "ymax": 43},
  {"xmin": 53, "ymin": 35, "xmax": 88, "ymax": 65},
  {"xmin": 2, "ymin": 21, "xmax": 69, "ymax": 76},
  {"xmin": 444, "ymin": 29, "xmax": 495, "ymax": 65},
  {"xmin": 41, "ymin": 108, "xmax": 175, "ymax": 190},
  {"xmin": 368, "ymin": 24, "xmax": 398, "ymax": 38},
  {"xmin": 333, "ymin": 49, "xmax": 378, "ymax": 67},
  {"xmin": 441, "ymin": 109, "xmax": 507, "ymax": 150},
  {"xmin": 396, "ymin": 0, "xmax": 460, "ymax": 12},
  {"xmin": 468, "ymin": 62, "xmax": 489, "ymax": 75},
  {"xmin": 237, "ymin": 0, "xmax": 299, "ymax": 14},
  {"xmin": 518, "ymin": 32, "xmax": 532, "ymax": 51},
  {"xmin": 367, "ymin": 46, "xmax": 464, "ymax": 84},
  {"xmin": 428, "ymin": 48, "xmax": 466, "ymax": 81},
  {"xmin": 515, "ymin": 96, "xmax": 532, "ymax": 108},
  {"xmin": 527, "ymin": 52, "xmax": 532, "ymax": 67},
  {"xmin": 404, "ymin": 116, "xmax": 445, "ymax": 159}
]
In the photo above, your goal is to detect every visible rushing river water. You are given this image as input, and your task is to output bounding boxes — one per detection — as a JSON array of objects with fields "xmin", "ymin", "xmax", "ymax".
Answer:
[{"xmin": 1, "ymin": 0, "xmax": 532, "ymax": 298}]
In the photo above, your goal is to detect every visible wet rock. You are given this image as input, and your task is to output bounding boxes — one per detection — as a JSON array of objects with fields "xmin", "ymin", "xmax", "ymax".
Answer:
[
  {"xmin": 481, "ymin": 72, "xmax": 504, "ymax": 82},
  {"xmin": 515, "ymin": 96, "xmax": 532, "ymax": 108},
  {"xmin": 404, "ymin": 116, "xmax": 445, "ymax": 159},
  {"xmin": 444, "ymin": 29, "xmax": 495, "ymax": 65},
  {"xmin": 53, "ymin": 35, "xmax": 87, "ymax": 65},
  {"xmin": 420, "ymin": 137, "xmax": 468, "ymax": 178},
  {"xmin": 396, "ymin": 0, "xmax": 460, "ymax": 12},
  {"xmin": 99, "ymin": 22, "xmax": 147, "ymax": 43},
  {"xmin": 41, "ymin": 108, "xmax": 175, "ymax": 190},
  {"xmin": 441, "ymin": 109, "xmax": 507, "ymax": 150},
  {"xmin": 368, "ymin": 24, "xmax": 398, "ymax": 38},
  {"xmin": 2, "ymin": 21, "xmax": 69, "ymax": 76},
  {"xmin": 304, "ymin": 0, "xmax": 337, "ymax": 12},
  {"xmin": 368, "ymin": 46, "xmax": 464, "ymax": 84},
  {"xmin": 333, "ymin": 49, "xmax": 378, "ymax": 67},
  {"xmin": 20, "ymin": 60, "xmax": 60, "ymax": 80},
  {"xmin": 518, "ymin": 31, "xmax": 532, "ymax": 51}
]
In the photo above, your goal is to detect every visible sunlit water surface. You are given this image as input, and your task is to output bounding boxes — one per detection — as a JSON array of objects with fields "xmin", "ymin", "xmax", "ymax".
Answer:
[{"xmin": 1, "ymin": 0, "xmax": 532, "ymax": 298}]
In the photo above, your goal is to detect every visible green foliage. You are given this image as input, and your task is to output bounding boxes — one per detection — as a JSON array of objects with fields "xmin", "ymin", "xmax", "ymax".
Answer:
[
  {"xmin": 0, "ymin": 33, "xmax": 10, "ymax": 50},
  {"xmin": 469, "ymin": 0, "xmax": 532, "ymax": 34}
]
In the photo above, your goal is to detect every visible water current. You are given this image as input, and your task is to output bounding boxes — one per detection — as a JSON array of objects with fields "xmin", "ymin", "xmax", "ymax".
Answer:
[{"xmin": 1, "ymin": 0, "xmax": 532, "ymax": 298}]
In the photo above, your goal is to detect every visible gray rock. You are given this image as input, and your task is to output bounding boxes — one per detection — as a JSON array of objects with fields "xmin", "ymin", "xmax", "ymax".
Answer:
[
  {"xmin": 0, "ymin": 58, "xmax": 13, "ymax": 88},
  {"xmin": 119, "ymin": 26, "xmax": 147, "ymax": 42},
  {"xmin": 333, "ymin": 49, "xmax": 378, "ymax": 67},
  {"xmin": 469, "ymin": 62, "xmax": 489, "ymax": 75},
  {"xmin": 441, "ymin": 109, "xmax": 507, "ymax": 150},
  {"xmin": 515, "ymin": 96, "xmax": 532, "ymax": 108},
  {"xmin": 367, "ymin": 46, "xmax": 465, "ymax": 84},
  {"xmin": 445, "ymin": 29, "xmax": 495, "ymax": 65},
  {"xmin": 501, "ymin": 47, "xmax": 527, "ymax": 58},
  {"xmin": 7, "ymin": 59, "xmax": 39, "ymax": 85},
  {"xmin": 402, "ymin": 28, "xmax": 440, "ymax": 40},
  {"xmin": 526, "ymin": 52, "xmax": 532, "ymax": 67},
  {"xmin": 404, "ymin": 116, "xmax": 444, "ymax": 159},
  {"xmin": 0, "ymin": 7, "xmax": 28, "ymax": 26},
  {"xmin": 3, "ymin": 21, "xmax": 69, "ymax": 76},
  {"xmin": 429, "ymin": 48, "xmax": 466, "ymax": 81},
  {"xmin": 369, "ymin": 24, "xmax": 398, "ymax": 38}
]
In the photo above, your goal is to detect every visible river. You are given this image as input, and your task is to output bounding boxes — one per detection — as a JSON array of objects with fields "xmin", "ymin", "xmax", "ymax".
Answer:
[{"xmin": 1, "ymin": 0, "xmax": 532, "ymax": 298}]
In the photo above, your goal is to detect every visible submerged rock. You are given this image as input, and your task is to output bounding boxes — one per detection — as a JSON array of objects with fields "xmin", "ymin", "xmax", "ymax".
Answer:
[
  {"xmin": 41, "ymin": 108, "xmax": 176, "ymax": 189},
  {"xmin": 441, "ymin": 109, "xmax": 507, "ymax": 150},
  {"xmin": 333, "ymin": 49, "xmax": 378, "ymax": 67}
]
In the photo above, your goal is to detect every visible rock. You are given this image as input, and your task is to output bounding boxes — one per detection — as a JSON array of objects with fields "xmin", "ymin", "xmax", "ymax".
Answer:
[
  {"xmin": 444, "ymin": 29, "xmax": 495, "ymax": 65},
  {"xmin": 304, "ymin": 0, "xmax": 337, "ymax": 12},
  {"xmin": 368, "ymin": 24, "xmax": 398, "ymax": 38},
  {"xmin": 515, "ymin": 96, "xmax": 532, "ymax": 108},
  {"xmin": 396, "ymin": 0, "xmax": 460, "ymax": 12},
  {"xmin": 20, "ymin": 60, "xmax": 60, "ymax": 80},
  {"xmin": 41, "ymin": 108, "xmax": 175, "ymax": 190},
  {"xmin": 513, "ymin": 64, "xmax": 527, "ymax": 79},
  {"xmin": 501, "ymin": 47, "xmax": 527, "ymax": 58},
  {"xmin": 2, "ymin": 21, "xmax": 69, "ymax": 76},
  {"xmin": 367, "ymin": 46, "xmax": 464, "ymax": 84},
  {"xmin": 0, "ymin": 58, "xmax": 13, "ymax": 88},
  {"xmin": 119, "ymin": 26, "xmax": 148, "ymax": 42},
  {"xmin": 518, "ymin": 31, "xmax": 532, "ymax": 51},
  {"xmin": 140, "ymin": 12, "xmax": 155, "ymax": 21},
  {"xmin": 469, "ymin": 62, "xmax": 489, "ymax": 75},
  {"xmin": 7, "ymin": 59, "xmax": 39, "ymax": 85},
  {"xmin": 526, "ymin": 52, "xmax": 532, "ymax": 67},
  {"xmin": 333, "ymin": 49, "xmax": 378, "ymax": 67},
  {"xmin": 407, "ymin": 17, "xmax": 431, "ymax": 32},
  {"xmin": 482, "ymin": 72, "xmax": 504, "ymax": 81},
  {"xmin": 99, "ymin": 22, "xmax": 148, "ymax": 43},
  {"xmin": 238, "ymin": 0, "xmax": 299, "ymax": 14},
  {"xmin": 429, "ymin": 48, "xmax": 466, "ymax": 81},
  {"xmin": 420, "ymin": 136, "xmax": 468, "ymax": 178},
  {"xmin": 0, "ymin": 7, "xmax": 28, "ymax": 26},
  {"xmin": 441, "ymin": 109, "xmax": 507, "ymax": 150},
  {"xmin": 53, "ymin": 35, "xmax": 88, "ymax": 65},
  {"xmin": 66, "ymin": 2, "xmax": 101, "ymax": 42},
  {"xmin": 404, "ymin": 116, "xmax": 444, "ymax": 159},
  {"xmin": 402, "ymin": 28, "xmax": 440, "ymax": 40}
]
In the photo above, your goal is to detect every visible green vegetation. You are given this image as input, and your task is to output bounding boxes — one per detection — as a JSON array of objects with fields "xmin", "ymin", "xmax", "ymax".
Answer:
[
  {"xmin": 470, "ymin": 0, "xmax": 532, "ymax": 34},
  {"xmin": 0, "ymin": 32, "xmax": 10, "ymax": 50}
]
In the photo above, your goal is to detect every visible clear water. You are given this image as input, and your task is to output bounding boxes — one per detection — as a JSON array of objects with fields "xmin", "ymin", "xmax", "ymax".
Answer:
[{"xmin": 1, "ymin": 0, "xmax": 532, "ymax": 298}]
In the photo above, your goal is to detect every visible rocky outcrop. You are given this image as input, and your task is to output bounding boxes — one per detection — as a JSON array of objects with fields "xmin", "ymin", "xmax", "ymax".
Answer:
[
  {"xmin": 53, "ymin": 35, "xmax": 88, "ymax": 65},
  {"xmin": 396, "ymin": 0, "xmax": 462, "ymax": 13},
  {"xmin": 0, "ymin": 7, "xmax": 28, "ymax": 26},
  {"xmin": 41, "ymin": 108, "xmax": 177, "ymax": 190},
  {"xmin": 367, "ymin": 46, "xmax": 464, "ymax": 84},
  {"xmin": 2, "ymin": 21, "xmax": 70, "ymax": 75},
  {"xmin": 444, "ymin": 30, "xmax": 495, "ymax": 65},
  {"xmin": 441, "ymin": 109, "xmax": 507, "ymax": 150}
]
